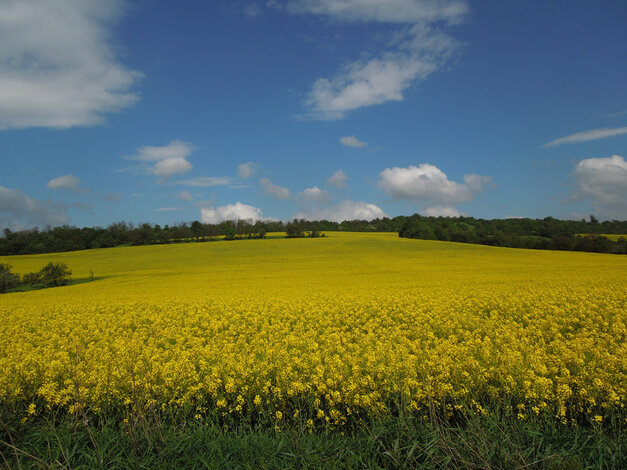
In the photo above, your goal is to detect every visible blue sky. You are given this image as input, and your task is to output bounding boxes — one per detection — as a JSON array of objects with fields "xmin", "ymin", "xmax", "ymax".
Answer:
[{"xmin": 1, "ymin": 0, "xmax": 626, "ymax": 230}]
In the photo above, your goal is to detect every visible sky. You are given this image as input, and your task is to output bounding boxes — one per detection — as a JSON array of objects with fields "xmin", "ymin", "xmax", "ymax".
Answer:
[{"xmin": 1, "ymin": 0, "xmax": 626, "ymax": 231}]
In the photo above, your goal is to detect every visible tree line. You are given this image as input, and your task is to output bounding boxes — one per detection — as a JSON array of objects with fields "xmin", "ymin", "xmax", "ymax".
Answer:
[
  {"xmin": 0, "ymin": 218, "xmax": 406, "ymax": 255},
  {"xmin": 398, "ymin": 215, "xmax": 627, "ymax": 254},
  {"xmin": 1, "ymin": 215, "xmax": 625, "ymax": 256}
]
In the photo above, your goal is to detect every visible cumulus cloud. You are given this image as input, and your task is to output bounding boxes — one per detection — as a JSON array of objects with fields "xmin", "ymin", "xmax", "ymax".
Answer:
[
  {"xmin": 260, "ymin": 178, "xmax": 291, "ymax": 199},
  {"xmin": 0, "ymin": 186, "xmax": 70, "ymax": 230},
  {"xmin": 238, "ymin": 162, "xmax": 257, "ymax": 179},
  {"xmin": 327, "ymin": 169, "xmax": 348, "ymax": 188},
  {"xmin": 302, "ymin": 186, "xmax": 331, "ymax": 204},
  {"xmin": 292, "ymin": 1, "xmax": 467, "ymax": 119},
  {"xmin": 340, "ymin": 135, "xmax": 368, "ymax": 148},
  {"xmin": 47, "ymin": 174, "xmax": 88, "ymax": 193},
  {"xmin": 179, "ymin": 176, "xmax": 233, "ymax": 187},
  {"xmin": 201, "ymin": 202, "xmax": 266, "ymax": 224},
  {"xmin": 378, "ymin": 164, "xmax": 491, "ymax": 203},
  {"xmin": 544, "ymin": 127, "xmax": 627, "ymax": 147},
  {"xmin": 126, "ymin": 140, "xmax": 194, "ymax": 180},
  {"xmin": 0, "ymin": 0, "xmax": 142, "ymax": 130},
  {"xmin": 175, "ymin": 190, "xmax": 193, "ymax": 201},
  {"xmin": 572, "ymin": 155, "xmax": 627, "ymax": 219},
  {"xmin": 294, "ymin": 199, "xmax": 386, "ymax": 222}
]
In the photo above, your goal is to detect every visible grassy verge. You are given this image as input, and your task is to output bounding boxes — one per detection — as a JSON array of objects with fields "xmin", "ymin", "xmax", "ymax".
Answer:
[{"xmin": 2, "ymin": 409, "xmax": 624, "ymax": 469}]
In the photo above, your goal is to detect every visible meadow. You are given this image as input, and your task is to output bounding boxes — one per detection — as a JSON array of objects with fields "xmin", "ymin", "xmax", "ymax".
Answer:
[{"xmin": 1, "ymin": 233, "xmax": 625, "ymax": 468}]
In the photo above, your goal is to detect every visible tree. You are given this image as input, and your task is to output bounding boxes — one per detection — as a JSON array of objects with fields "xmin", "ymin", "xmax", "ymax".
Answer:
[
  {"xmin": 0, "ymin": 263, "xmax": 20, "ymax": 293},
  {"xmin": 22, "ymin": 272, "xmax": 41, "ymax": 287},
  {"xmin": 39, "ymin": 262, "xmax": 72, "ymax": 287}
]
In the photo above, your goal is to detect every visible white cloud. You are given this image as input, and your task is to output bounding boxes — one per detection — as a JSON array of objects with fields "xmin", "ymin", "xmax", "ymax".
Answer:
[
  {"xmin": 238, "ymin": 162, "xmax": 257, "ymax": 179},
  {"xmin": 423, "ymin": 206, "xmax": 461, "ymax": 217},
  {"xmin": 327, "ymin": 169, "xmax": 348, "ymax": 188},
  {"xmin": 260, "ymin": 178, "xmax": 291, "ymax": 199},
  {"xmin": 340, "ymin": 135, "xmax": 368, "ymax": 148},
  {"xmin": 47, "ymin": 174, "xmax": 88, "ymax": 193},
  {"xmin": 0, "ymin": 0, "xmax": 142, "ymax": 130},
  {"xmin": 175, "ymin": 190, "xmax": 193, "ymax": 201},
  {"xmin": 377, "ymin": 164, "xmax": 491, "ymax": 204},
  {"xmin": 126, "ymin": 140, "xmax": 194, "ymax": 180},
  {"xmin": 179, "ymin": 176, "xmax": 233, "ymax": 187},
  {"xmin": 544, "ymin": 127, "xmax": 627, "ymax": 147},
  {"xmin": 155, "ymin": 207, "xmax": 182, "ymax": 212},
  {"xmin": 0, "ymin": 186, "xmax": 70, "ymax": 230},
  {"xmin": 201, "ymin": 202, "xmax": 266, "ymax": 224},
  {"xmin": 293, "ymin": 1, "xmax": 466, "ymax": 119},
  {"xmin": 572, "ymin": 154, "xmax": 627, "ymax": 219},
  {"xmin": 302, "ymin": 185, "xmax": 331, "ymax": 203},
  {"xmin": 294, "ymin": 199, "xmax": 386, "ymax": 222},
  {"xmin": 288, "ymin": 0, "xmax": 468, "ymax": 24}
]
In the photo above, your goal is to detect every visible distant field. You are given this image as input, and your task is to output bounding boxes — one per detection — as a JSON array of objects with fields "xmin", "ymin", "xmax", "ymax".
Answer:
[
  {"xmin": 578, "ymin": 233, "xmax": 627, "ymax": 241},
  {"xmin": 2, "ymin": 232, "xmax": 625, "ymax": 430}
]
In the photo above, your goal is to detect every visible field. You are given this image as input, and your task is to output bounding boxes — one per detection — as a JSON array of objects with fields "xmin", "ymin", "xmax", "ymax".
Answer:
[{"xmin": 1, "ymin": 232, "xmax": 626, "ymax": 468}]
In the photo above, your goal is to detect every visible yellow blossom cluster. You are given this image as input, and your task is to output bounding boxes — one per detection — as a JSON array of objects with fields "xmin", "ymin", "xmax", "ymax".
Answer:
[{"xmin": 1, "ymin": 233, "xmax": 625, "ymax": 427}]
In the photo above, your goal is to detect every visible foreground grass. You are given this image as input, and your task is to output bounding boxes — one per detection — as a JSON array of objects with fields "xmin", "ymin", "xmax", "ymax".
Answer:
[{"xmin": 1, "ymin": 409, "xmax": 624, "ymax": 469}]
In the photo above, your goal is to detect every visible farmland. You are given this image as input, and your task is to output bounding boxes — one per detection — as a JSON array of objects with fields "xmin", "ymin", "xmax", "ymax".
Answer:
[{"xmin": 1, "ymin": 232, "xmax": 626, "ymax": 468}]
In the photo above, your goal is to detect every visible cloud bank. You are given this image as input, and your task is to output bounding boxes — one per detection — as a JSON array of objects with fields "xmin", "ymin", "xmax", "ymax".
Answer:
[
  {"xmin": 201, "ymin": 202, "xmax": 267, "ymax": 224},
  {"xmin": 0, "ymin": 0, "xmax": 142, "ymax": 130},
  {"xmin": 294, "ymin": 199, "xmax": 386, "ymax": 222},
  {"xmin": 572, "ymin": 154, "xmax": 627, "ymax": 220},
  {"xmin": 378, "ymin": 163, "xmax": 491, "ymax": 215},
  {"xmin": 0, "ymin": 186, "xmax": 70, "ymax": 230}
]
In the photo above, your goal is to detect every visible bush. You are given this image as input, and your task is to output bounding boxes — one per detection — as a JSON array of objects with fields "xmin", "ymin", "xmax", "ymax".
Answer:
[
  {"xmin": 0, "ymin": 263, "xmax": 20, "ymax": 293},
  {"xmin": 39, "ymin": 262, "xmax": 72, "ymax": 287}
]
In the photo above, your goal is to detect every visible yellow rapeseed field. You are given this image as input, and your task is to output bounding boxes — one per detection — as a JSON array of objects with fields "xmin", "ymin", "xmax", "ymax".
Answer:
[{"xmin": 1, "ymin": 233, "xmax": 625, "ymax": 428}]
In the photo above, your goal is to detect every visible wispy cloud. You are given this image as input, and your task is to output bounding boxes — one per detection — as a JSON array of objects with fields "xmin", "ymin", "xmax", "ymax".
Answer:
[
  {"xmin": 340, "ymin": 136, "xmax": 368, "ymax": 148},
  {"xmin": 260, "ymin": 178, "xmax": 291, "ymax": 199},
  {"xmin": 544, "ymin": 127, "xmax": 627, "ymax": 147},
  {"xmin": 0, "ymin": 186, "xmax": 70, "ymax": 230},
  {"xmin": 174, "ymin": 190, "xmax": 193, "ymax": 201},
  {"xmin": 179, "ymin": 176, "xmax": 233, "ymax": 187},
  {"xmin": 0, "ymin": 0, "xmax": 142, "ymax": 130},
  {"xmin": 327, "ymin": 169, "xmax": 348, "ymax": 188},
  {"xmin": 47, "ymin": 174, "xmax": 89, "ymax": 194},
  {"xmin": 155, "ymin": 207, "xmax": 182, "ymax": 212},
  {"xmin": 292, "ymin": 1, "xmax": 467, "ymax": 119},
  {"xmin": 238, "ymin": 162, "xmax": 257, "ymax": 179}
]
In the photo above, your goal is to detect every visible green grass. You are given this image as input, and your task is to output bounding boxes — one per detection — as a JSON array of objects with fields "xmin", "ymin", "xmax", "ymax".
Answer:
[{"xmin": 2, "ymin": 407, "xmax": 624, "ymax": 469}]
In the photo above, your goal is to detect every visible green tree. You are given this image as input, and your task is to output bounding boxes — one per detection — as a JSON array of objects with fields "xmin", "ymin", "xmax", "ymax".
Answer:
[
  {"xmin": 39, "ymin": 262, "xmax": 72, "ymax": 287},
  {"xmin": 0, "ymin": 263, "xmax": 20, "ymax": 293},
  {"xmin": 22, "ymin": 272, "xmax": 41, "ymax": 287}
]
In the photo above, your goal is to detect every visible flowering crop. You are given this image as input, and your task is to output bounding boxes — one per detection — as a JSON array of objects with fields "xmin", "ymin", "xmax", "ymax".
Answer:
[{"xmin": 1, "ymin": 233, "xmax": 625, "ymax": 428}]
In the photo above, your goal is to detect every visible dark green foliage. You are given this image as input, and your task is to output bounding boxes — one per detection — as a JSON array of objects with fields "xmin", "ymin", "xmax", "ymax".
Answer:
[
  {"xmin": 399, "ymin": 215, "xmax": 627, "ymax": 254},
  {"xmin": 38, "ymin": 262, "xmax": 71, "ymax": 287},
  {"xmin": 0, "ymin": 264, "xmax": 20, "ymax": 293},
  {"xmin": 21, "ymin": 272, "xmax": 41, "ymax": 287},
  {"xmin": 1, "ymin": 407, "xmax": 624, "ymax": 469}
]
